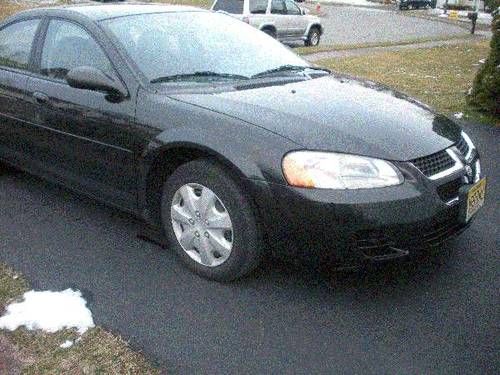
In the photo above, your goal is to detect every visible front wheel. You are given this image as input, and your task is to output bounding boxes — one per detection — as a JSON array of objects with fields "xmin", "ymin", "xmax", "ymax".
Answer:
[
  {"xmin": 161, "ymin": 159, "xmax": 262, "ymax": 281},
  {"xmin": 0, "ymin": 161, "xmax": 13, "ymax": 174},
  {"xmin": 305, "ymin": 27, "xmax": 321, "ymax": 47}
]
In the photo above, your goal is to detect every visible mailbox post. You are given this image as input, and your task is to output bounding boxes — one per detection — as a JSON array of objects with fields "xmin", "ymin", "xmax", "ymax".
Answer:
[
  {"xmin": 468, "ymin": 0, "xmax": 480, "ymax": 34},
  {"xmin": 468, "ymin": 11, "xmax": 478, "ymax": 34}
]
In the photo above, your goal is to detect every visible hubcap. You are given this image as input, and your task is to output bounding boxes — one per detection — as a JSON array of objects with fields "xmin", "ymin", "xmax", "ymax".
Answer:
[
  {"xmin": 311, "ymin": 32, "xmax": 319, "ymax": 46},
  {"xmin": 171, "ymin": 183, "xmax": 233, "ymax": 267}
]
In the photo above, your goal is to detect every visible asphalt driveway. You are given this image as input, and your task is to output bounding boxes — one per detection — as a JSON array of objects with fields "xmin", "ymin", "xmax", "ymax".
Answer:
[
  {"xmin": 0, "ymin": 121, "xmax": 498, "ymax": 374},
  {"xmin": 318, "ymin": 6, "xmax": 468, "ymax": 45}
]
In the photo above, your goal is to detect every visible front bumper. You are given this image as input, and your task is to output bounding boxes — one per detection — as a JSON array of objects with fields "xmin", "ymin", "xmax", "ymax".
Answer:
[{"xmin": 249, "ymin": 159, "xmax": 481, "ymax": 265}]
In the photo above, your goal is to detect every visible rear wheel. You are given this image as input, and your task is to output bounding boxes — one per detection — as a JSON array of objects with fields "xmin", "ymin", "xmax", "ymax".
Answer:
[
  {"xmin": 161, "ymin": 158, "xmax": 262, "ymax": 281},
  {"xmin": 262, "ymin": 27, "xmax": 277, "ymax": 39},
  {"xmin": 305, "ymin": 27, "xmax": 321, "ymax": 47}
]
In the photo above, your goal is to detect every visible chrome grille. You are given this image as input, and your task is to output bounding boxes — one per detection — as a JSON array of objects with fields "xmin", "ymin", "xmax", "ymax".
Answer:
[{"xmin": 411, "ymin": 150, "xmax": 455, "ymax": 177}]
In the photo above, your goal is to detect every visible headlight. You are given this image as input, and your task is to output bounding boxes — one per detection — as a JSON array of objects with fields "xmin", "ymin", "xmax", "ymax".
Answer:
[
  {"xmin": 282, "ymin": 151, "xmax": 404, "ymax": 189},
  {"xmin": 461, "ymin": 130, "xmax": 475, "ymax": 161}
]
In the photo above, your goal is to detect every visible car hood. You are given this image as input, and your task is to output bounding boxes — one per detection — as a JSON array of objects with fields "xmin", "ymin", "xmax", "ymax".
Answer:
[{"xmin": 168, "ymin": 75, "xmax": 460, "ymax": 161}]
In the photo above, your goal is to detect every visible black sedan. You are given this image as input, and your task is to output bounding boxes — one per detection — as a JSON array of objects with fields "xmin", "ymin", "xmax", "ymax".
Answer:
[{"xmin": 0, "ymin": 3, "xmax": 486, "ymax": 280}]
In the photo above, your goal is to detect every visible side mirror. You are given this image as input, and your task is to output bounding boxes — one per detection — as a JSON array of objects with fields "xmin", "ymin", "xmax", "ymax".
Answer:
[
  {"xmin": 66, "ymin": 66, "xmax": 127, "ymax": 101},
  {"xmin": 301, "ymin": 8, "xmax": 307, "ymax": 15}
]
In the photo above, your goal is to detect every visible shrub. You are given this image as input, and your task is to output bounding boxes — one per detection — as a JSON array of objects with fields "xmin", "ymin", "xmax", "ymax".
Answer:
[
  {"xmin": 484, "ymin": 0, "xmax": 499, "ymax": 12},
  {"xmin": 468, "ymin": 13, "xmax": 499, "ymax": 117}
]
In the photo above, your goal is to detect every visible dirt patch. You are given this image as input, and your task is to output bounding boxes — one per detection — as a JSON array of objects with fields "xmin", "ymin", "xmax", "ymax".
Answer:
[{"xmin": 0, "ymin": 334, "xmax": 33, "ymax": 375}]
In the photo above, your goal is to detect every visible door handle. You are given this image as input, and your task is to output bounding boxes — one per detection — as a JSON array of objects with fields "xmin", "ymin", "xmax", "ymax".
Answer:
[{"xmin": 33, "ymin": 92, "xmax": 49, "ymax": 104}]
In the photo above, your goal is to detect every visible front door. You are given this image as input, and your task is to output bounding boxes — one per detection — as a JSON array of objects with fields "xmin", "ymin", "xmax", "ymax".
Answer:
[{"xmin": 26, "ymin": 19, "xmax": 139, "ymax": 209}]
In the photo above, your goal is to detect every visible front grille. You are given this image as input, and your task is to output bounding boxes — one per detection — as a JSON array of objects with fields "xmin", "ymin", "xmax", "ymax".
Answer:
[
  {"xmin": 456, "ymin": 136, "xmax": 469, "ymax": 157},
  {"xmin": 401, "ymin": 212, "xmax": 466, "ymax": 249},
  {"xmin": 353, "ymin": 231, "xmax": 406, "ymax": 260},
  {"xmin": 353, "ymin": 208, "xmax": 468, "ymax": 259},
  {"xmin": 420, "ymin": 219, "xmax": 465, "ymax": 247},
  {"xmin": 437, "ymin": 178, "xmax": 462, "ymax": 202},
  {"xmin": 411, "ymin": 150, "xmax": 455, "ymax": 177}
]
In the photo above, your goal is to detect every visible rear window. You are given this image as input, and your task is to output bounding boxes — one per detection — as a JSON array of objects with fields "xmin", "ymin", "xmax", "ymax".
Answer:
[
  {"xmin": 213, "ymin": 0, "xmax": 244, "ymax": 14},
  {"xmin": 249, "ymin": 0, "xmax": 268, "ymax": 14},
  {"xmin": 0, "ymin": 19, "xmax": 40, "ymax": 71}
]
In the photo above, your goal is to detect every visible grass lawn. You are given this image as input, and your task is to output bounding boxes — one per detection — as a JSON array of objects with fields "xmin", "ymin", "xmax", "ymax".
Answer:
[
  {"xmin": 317, "ymin": 41, "xmax": 498, "ymax": 125},
  {"xmin": 0, "ymin": 2, "xmax": 30, "ymax": 19},
  {"xmin": 0, "ymin": 0, "xmax": 212, "ymax": 21},
  {"xmin": 295, "ymin": 34, "xmax": 475, "ymax": 55},
  {"xmin": 0, "ymin": 264, "xmax": 159, "ymax": 374}
]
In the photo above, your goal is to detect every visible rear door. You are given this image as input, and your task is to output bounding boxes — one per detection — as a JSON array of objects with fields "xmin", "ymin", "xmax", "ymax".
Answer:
[
  {"xmin": 0, "ymin": 18, "xmax": 42, "ymax": 164},
  {"xmin": 26, "ymin": 18, "xmax": 139, "ymax": 208},
  {"xmin": 283, "ymin": 0, "xmax": 306, "ymax": 38},
  {"xmin": 270, "ymin": 0, "xmax": 289, "ymax": 38}
]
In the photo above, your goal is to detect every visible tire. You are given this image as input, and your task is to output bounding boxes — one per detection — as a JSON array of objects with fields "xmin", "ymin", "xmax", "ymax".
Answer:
[
  {"xmin": 0, "ymin": 161, "xmax": 12, "ymax": 174},
  {"xmin": 161, "ymin": 158, "xmax": 262, "ymax": 281},
  {"xmin": 305, "ymin": 27, "xmax": 321, "ymax": 47},
  {"xmin": 262, "ymin": 28, "xmax": 277, "ymax": 39}
]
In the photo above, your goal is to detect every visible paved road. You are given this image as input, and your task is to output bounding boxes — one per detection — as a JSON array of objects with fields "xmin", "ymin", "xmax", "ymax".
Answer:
[
  {"xmin": 317, "ymin": 6, "xmax": 468, "ymax": 44},
  {"xmin": 0, "ymin": 121, "xmax": 498, "ymax": 374}
]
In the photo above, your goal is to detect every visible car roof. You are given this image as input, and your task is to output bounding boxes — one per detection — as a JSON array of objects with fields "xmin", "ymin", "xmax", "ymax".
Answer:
[{"xmin": 10, "ymin": 2, "xmax": 206, "ymax": 22}]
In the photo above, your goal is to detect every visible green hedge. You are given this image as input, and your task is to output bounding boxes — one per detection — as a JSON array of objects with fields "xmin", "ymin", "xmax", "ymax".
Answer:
[
  {"xmin": 468, "ymin": 13, "xmax": 499, "ymax": 117},
  {"xmin": 484, "ymin": 0, "xmax": 499, "ymax": 12}
]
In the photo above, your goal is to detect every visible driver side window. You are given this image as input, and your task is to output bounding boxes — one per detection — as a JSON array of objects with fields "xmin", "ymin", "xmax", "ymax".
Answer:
[
  {"xmin": 284, "ymin": 0, "xmax": 301, "ymax": 15},
  {"xmin": 40, "ymin": 20, "xmax": 114, "ymax": 80}
]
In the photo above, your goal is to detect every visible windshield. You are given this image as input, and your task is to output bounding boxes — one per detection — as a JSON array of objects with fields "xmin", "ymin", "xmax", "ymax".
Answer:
[{"xmin": 101, "ymin": 11, "xmax": 310, "ymax": 83}]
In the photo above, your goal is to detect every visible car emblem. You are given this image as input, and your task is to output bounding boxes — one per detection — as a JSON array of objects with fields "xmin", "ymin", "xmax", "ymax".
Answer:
[{"xmin": 465, "ymin": 165, "xmax": 473, "ymax": 178}]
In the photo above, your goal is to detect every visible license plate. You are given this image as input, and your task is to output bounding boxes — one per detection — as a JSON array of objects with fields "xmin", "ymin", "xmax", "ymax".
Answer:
[{"xmin": 465, "ymin": 178, "xmax": 486, "ymax": 222}]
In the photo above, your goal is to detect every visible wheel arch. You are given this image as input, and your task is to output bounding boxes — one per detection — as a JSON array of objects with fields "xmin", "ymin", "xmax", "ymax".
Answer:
[
  {"xmin": 306, "ymin": 23, "xmax": 323, "ymax": 36},
  {"xmin": 259, "ymin": 23, "xmax": 277, "ymax": 33},
  {"xmin": 140, "ymin": 140, "xmax": 263, "ymax": 228}
]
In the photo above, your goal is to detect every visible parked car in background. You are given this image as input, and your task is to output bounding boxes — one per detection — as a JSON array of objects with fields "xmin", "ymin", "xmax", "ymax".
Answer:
[
  {"xmin": 399, "ymin": 0, "xmax": 437, "ymax": 10},
  {"xmin": 211, "ymin": 0, "xmax": 323, "ymax": 46}
]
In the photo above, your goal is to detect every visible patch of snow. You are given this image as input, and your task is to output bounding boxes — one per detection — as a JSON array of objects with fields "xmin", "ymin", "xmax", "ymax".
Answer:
[
  {"xmin": 0, "ymin": 289, "xmax": 94, "ymax": 335},
  {"xmin": 431, "ymin": 8, "xmax": 492, "ymax": 24},
  {"xmin": 60, "ymin": 340, "xmax": 74, "ymax": 349},
  {"xmin": 454, "ymin": 112, "xmax": 464, "ymax": 119}
]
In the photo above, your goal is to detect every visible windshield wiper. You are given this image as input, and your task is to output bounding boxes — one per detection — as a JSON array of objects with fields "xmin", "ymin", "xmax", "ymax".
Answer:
[
  {"xmin": 251, "ymin": 65, "xmax": 330, "ymax": 79},
  {"xmin": 150, "ymin": 71, "xmax": 249, "ymax": 83}
]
